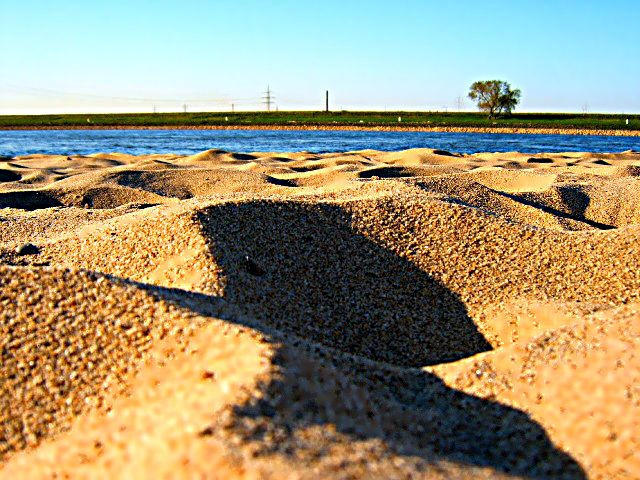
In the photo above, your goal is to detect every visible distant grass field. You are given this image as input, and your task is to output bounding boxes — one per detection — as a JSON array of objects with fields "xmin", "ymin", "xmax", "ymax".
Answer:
[{"xmin": 1, "ymin": 111, "xmax": 639, "ymax": 130}]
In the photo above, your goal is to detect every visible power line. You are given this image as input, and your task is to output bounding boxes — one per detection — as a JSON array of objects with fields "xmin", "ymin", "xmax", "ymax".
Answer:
[{"xmin": 0, "ymin": 82, "xmax": 243, "ymax": 105}]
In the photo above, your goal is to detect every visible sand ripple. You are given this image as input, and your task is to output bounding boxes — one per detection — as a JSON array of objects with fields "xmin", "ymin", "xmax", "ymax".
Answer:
[{"xmin": 1, "ymin": 148, "xmax": 640, "ymax": 478}]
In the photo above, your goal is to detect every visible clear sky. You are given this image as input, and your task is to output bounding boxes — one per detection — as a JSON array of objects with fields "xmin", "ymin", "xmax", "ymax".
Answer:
[{"xmin": 1, "ymin": 0, "xmax": 639, "ymax": 114}]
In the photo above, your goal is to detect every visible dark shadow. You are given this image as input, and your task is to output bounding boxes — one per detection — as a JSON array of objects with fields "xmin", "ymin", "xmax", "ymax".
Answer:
[
  {"xmin": 106, "ymin": 170, "xmax": 151, "ymax": 188},
  {"xmin": 186, "ymin": 201, "xmax": 585, "ymax": 477},
  {"xmin": 0, "ymin": 191, "xmax": 63, "ymax": 210},
  {"xmin": 557, "ymin": 186, "xmax": 593, "ymax": 219},
  {"xmin": 289, "ymin": 165, "xmax": 323, "ymax": 173},
  {"xmin": 229, "ymin": 152, "xmax": 258, "ymax": 161},
  {"xmin": 152, "ymin": 159, "xmax": 178, "ymax": 166},
  {"xmin": 102, "ymin": 210, "xmax": 587, "ymax": 478},
  {"xmin": 265, "ymin": 176, "xmax": 298, "ymax": 187},
  {"xmin": 221, "ymin": 342, "xmax": 587, "ymax": 479},
  {"xmin": 13, "ymin": 197, "xmax": 583, "ymax": 476},
  {"xmin": 358, "ymin": 166, "xmax": 414, "ymax": 179},
  {"xmin": 0, "ymin": 170, "xmax": 21, "ymax": 182},
  {"xmin": 127, "ymin": 202, "xmax": 161, "ymax": 210},
  {"xmin": 7, "ymin": 162, "xmax": 30, "ymax": 169},
  {"xmin": 195, "ymin": 201, "xmax": 492, "ymax": 367},
  {"xmin": 432, "ymin": 149, "xmax": 457, "ymax": 156},
  {"xmin": 526, "ymin": 157, "xmax": 554, "ymax": 164}
]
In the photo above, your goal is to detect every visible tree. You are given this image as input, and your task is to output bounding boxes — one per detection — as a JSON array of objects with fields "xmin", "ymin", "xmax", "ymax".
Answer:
[{"xmin": 468, "ymin": 80, "xmax": 521, "ymax": 117}]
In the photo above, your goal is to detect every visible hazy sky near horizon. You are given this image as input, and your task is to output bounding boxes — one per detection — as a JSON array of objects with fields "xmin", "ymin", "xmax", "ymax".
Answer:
[{"xmin": 1, "ymin": 0, "xmax": 639, "ymax": 114}]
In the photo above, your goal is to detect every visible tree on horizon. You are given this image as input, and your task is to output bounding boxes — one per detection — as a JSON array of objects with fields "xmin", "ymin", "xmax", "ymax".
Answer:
[{"xmin": 468, "ymin": 80, "xmax": 521, "ymax": 118}]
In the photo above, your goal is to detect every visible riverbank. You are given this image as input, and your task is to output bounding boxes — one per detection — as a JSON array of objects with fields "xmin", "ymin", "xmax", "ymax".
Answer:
[
  {"xmin": 2, "ymin": 111, "xmax": 639, "ymax": 134},
  {"xmin": 3, "ymin": 124, "xmax": 640, "ymax": 136}
]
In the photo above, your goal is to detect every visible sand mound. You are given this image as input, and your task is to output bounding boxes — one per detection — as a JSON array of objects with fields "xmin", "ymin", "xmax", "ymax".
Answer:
[
  {"xmin": 1, "ymin": 315, "xmax": 276, "ymax": 479},
  {"xmin": 466, "ymin": 169, "xmax": 558, "ymax": 192},
  {"xmin": 180, "ymin": 149, "xmax": 258, "ymax": 165},
  {"xmin": 516, "ymin": 177, "xmax": 640, "ymax": 228},
  {"xmin": 1, "ymin": 147, "xmax": 640, "ymax": 478},
  {"xmin": 614, "ymin": 165, "xmax": 640, "ymax": 177},
  {"xmin": 428, "ymin": 303, "xmax": 640, "ymax": 479},
  {"xmin": 0, "ymin": 266, "xmax": 212, "ymax": 459},
  {"xmin": 74, "ymin": 185, "xmax": 165, "ymax": 209},
  {"xmin": 197, "ymin": 200, "xmax": 491, "ymax": 366},
  {"xmin": 378, "ymin": 148, "xmax": 463, "ymax": 166},
  {"xmin": 0, "ymin": 268, "xmax": 586, "ymax": 479},
  {"xmin": 0, "ymin": 207, "xmax": 147, "ymax": 249},
  {"xmin": 413, "ymin": 175, "xmax": 591, "ymax": 230}
]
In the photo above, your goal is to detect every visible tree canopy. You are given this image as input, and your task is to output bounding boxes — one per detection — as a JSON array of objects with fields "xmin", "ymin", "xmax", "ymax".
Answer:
[{"xmin": 468, "ymin": 80, "xmax": 521, "ymax": 117}]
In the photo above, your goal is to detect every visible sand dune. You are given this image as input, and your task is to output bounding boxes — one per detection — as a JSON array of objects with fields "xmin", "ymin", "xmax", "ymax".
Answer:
[{"xmin": 1, "ymin": 148, "xmax": 640, "ymax": 479}]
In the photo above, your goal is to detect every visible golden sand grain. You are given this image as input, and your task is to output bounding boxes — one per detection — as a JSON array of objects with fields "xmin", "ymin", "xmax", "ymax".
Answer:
[{"xmin": 1, "ymin": 147, "xmax": 639, "ymax": 478}]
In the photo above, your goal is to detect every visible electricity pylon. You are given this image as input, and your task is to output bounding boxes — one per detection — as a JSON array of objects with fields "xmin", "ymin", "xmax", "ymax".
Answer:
[{"xmin": 262, "ymin": 86, "xmax": 275, "ymax": 112}]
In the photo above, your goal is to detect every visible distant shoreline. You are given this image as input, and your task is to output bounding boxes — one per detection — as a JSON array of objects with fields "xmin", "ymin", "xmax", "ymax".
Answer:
[{"xmin": 2, "ymin": 124, "xmax": 640, "ymax": 137}]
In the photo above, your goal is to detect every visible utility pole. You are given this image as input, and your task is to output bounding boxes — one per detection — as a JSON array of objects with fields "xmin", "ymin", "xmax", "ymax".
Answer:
[
  {"xmin": 325, "ymin": 90, "xmax": 329, "ymax": 112},
  {"xmin": 455, "ymin": 96, "xmax": 463, "ymax": 111},
  {"xmin": 262, "ymin": 86, "xmax": 274, "ymax": 112},
  {"xmin": 183, "ymin": 104, "xmax": 187, "ymax": 113},
  {"xmin": 153, "ymin": 105, "xmax": 157, "ymax": 114},
  {"xmin": 231, "ymin": 103, "xmax": 235, "ymax": 113}
]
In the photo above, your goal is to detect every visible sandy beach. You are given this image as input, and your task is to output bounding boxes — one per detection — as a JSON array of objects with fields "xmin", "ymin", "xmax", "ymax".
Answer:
[{"xmin": 1, "ymin": 147, "xmax": 639, "ymax": 479}]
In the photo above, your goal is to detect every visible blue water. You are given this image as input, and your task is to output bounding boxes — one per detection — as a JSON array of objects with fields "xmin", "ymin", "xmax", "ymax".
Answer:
[{"xmin": 1, "ymin": 129, "xmax": 639, "ymax": 157}]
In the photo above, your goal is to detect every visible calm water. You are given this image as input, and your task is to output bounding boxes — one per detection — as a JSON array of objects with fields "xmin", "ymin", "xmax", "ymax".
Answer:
[{"xmin": 1, "ymin": 129, "xmax": 639, "ymax": 157}]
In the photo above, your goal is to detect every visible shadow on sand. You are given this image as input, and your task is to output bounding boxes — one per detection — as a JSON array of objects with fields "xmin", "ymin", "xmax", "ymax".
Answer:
[
  {"xmin": 195, "ymin": 201, "xmax": 492, "ymax": 367},
  {"xmin": 125, "ymin": 199, "xmax": 586, "ymax": 478},
  {"xmin": 498, "ymin": 186, "xmax": 615, "ymax": 230}
]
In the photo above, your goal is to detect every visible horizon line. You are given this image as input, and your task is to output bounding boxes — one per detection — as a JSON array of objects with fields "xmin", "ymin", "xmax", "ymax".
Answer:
[{"xmin": 2, "ymin": 109, "xmax": 640, "ymax": 117}]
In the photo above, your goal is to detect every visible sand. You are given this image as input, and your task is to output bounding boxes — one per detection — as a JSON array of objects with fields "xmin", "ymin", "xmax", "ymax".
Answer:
[{"xmin": 1, "ymin": 147, "xmax": 639, "ymax": 479}]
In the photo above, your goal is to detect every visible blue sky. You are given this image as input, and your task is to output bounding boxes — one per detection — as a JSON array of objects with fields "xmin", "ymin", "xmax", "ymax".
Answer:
[{"xmin": 1, "ymin": 0, "xmax": 639, "ymax": 113}]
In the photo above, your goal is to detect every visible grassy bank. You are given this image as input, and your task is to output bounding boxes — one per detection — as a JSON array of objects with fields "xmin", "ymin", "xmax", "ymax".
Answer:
[{"xmin": 1, "ymin": 111, "xmax": 639, "ymax": 131}]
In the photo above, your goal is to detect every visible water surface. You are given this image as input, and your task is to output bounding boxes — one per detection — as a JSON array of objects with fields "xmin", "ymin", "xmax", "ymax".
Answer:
[{"xmin": 1, "ymin": 129, "xmax": 639, "ymax": 156}]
